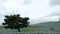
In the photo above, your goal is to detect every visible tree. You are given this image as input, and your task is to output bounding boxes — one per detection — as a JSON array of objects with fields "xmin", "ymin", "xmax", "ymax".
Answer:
[
  {"xmin": 59, "ymin": 17, "xmax": 60, "ymax": 22},
  {"xmin": 2, "ymin": 14, "xmax": 29, "ymax": 32}
]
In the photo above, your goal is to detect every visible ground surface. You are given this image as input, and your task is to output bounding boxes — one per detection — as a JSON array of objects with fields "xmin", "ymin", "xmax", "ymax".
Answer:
[{"xmin": 0, "ymin": 21, "xmax": 60, "ymax": 34}]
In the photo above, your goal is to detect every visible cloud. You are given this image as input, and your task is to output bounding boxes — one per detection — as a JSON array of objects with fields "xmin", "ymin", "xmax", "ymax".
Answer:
[
  {"xmin": 0, "ymin": 0, "xmax": 60, "ymax": 25},
  {"xmin": 49, "ymin": 0, "xmax": 60, "ymax": 17},
  {"xmin": 50, "ymin": 0, "xmax": 60, "ymax": 6},
  {"xmin": 0, "ymin": 0, "xmax": 50, "ymax": 18},
  {"xmin": 22, "ymin": 0, "xmax": 32, "ymax": 5}
]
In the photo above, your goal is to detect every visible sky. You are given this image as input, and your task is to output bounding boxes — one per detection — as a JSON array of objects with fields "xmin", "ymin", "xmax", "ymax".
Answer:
[{"xmin": 0, "ymin": 0, "xmax": 60, "ymax": 25}]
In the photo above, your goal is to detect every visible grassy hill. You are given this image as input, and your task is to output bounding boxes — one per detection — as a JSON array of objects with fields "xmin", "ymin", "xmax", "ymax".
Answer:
[
  {"xmin": 33, "ymin": 21, "xmax": 60, "ymax": 28},
  {"xmin": 0, "ymin": 21, "xmax": 60, "ymax": 32}
]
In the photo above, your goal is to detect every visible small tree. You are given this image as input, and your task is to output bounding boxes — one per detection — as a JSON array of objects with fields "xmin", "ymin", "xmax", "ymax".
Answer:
[
  {"xmin": 2, "ymin": 14, "xmax": 29, "ymax": 32},
  {"xmin": 59, "ymin": 18, "xmax": 60, "ymax": 22}
]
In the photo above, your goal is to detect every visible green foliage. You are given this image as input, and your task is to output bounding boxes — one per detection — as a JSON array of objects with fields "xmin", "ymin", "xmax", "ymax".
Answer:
[{"xmin": 2, "ymin": 14, "xmax": 29, "ymax": 32}]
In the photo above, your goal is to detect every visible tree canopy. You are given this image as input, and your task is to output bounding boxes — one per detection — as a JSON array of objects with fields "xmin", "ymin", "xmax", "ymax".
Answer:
[{"xmin": 2, "ymin": 14, "xmax": 29, "ymax": 32}]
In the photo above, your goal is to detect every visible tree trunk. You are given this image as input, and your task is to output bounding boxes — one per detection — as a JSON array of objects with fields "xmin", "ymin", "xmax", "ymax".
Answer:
[{"xmin": 17, "ymin": 28, "xmax": 20, "ymax": 32}]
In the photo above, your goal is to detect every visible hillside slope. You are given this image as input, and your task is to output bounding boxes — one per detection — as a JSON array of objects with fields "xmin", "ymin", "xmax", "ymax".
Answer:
[{"xmin": 32, "ymin": 21, "xmax": 60, "ymax": 30}]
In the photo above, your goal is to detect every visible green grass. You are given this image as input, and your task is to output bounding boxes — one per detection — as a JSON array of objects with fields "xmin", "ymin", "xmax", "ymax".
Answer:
[
  {"xmin": 21, "ymin": 29, "xmax": 37, "ymax": 32},
  {"xmin": 0, "ymin": 26, "xmax": 5, "ymax": 30},
  {"xmin": 27, "ymin": 26, "xmax": 44, "ymax": 28},
  {"xmin": 55, "ymin": 30, "xmax": 60, "ymax": 32},
  {"xmin": 46, "ymin": 21, "xmax": 60, "ymax": 26},
  {"xmin": 0, "ymin": 25, "xmax": 44, "ymax": 29},
  {"xmin": 0, "ymin": 26, "xmax": 44, "ymax": 32},
  {"xmin": 0, "ymin": 21, "xmax": 60, "ymax": 32},
  {"xmin": 20, "ymin": 29, "xmax": 49, "ymax": 32}
]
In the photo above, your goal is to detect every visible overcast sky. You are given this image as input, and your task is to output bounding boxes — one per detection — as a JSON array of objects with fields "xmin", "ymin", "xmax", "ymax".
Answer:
[{"xmin": 0, "ymin": 0, "xmax": 60, "ymax": 25}]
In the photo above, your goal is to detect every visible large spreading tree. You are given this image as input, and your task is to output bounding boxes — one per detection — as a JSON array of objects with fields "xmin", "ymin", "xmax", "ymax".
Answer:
[{"xmin": 2, "ymin": 14, "xmax": 29, "ymax": 32}]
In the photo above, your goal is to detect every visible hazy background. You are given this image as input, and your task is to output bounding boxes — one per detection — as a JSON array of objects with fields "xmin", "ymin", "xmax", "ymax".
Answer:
[{"xmin": 0, "ymin": 0, "xmax": 60, "ymax": 25}]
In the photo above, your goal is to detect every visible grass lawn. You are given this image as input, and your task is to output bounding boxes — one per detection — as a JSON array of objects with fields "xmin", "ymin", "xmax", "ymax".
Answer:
[
  {"xmin": 21, "ymin": 29, "xmax": 37, "ymax": 32},
  {"xmin": 0, "ymin": 26, "xmax": 5, "ymax": 30},
  {"xmin": 0, "ymin": 26, "xmax": 44, "ymax": 32},
  {"xmin": 0, "ymin": 21, "xmax": 60, "ymax": 32},
  {"xmin": 27, "ymin": 26, "xmax": 44, "ymax": 28},
  {"xmin": 54, "ymin": 30, "xmax": 60, "ymax": 32}
]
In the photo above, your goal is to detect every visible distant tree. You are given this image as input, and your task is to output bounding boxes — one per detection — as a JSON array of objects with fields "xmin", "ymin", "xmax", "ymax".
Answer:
[
  {"xmin": 2, "ymin": 14, "xmax": 29, "ymax": 32},
  {"xmin": 50, "ymin": 27, "xmax": 54, "ymax": 31},
  {"xmin": 59, "ymin": 18, "xmax": 60, "ymax": 22}
]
